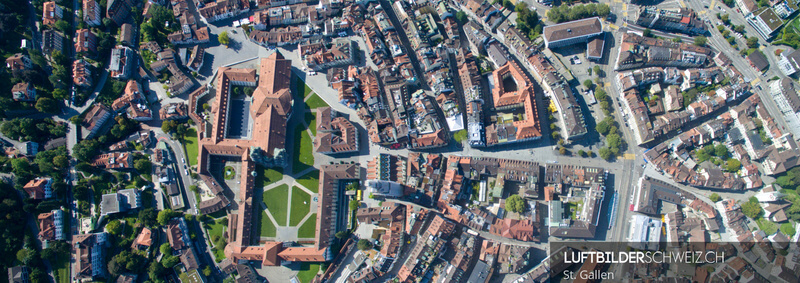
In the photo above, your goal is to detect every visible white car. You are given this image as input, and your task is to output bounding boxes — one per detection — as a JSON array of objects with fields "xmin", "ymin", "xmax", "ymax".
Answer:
[{"xmin": 182, "ymin": 158, "xmax": 186, "ymax": 164}]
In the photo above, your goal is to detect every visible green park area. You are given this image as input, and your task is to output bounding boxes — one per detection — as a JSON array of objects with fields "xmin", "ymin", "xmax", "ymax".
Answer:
[
  {"xmin": 297, "ymin": 170, "xmax": 319, "ymax": 193},
  {"xmin": 297, "ymin": 78, "xmax": 313, "ymax": 99},
  {"xmin": 297, "ymin": 214, "xmax": 317, "ymax": 239},
  {"xmin": 293, "ymin": 124, "xmax": 315, "ymax": 175},
  {"xmin": 290, "ymin": 186, "xmax": 311, "ymax": 226},
  {"xmin": 306, "ymin": 112, "xmax": 317, "ymax": 136},
  {"xmin": 224, "ymin": 166, "xmax": 236, "ymax": 180},
  {"xmin": 259, "ymin": 210, "xmax": 276, "ymax": 237},
  {"xmin": 305, "ymin": 94, "xmax": 329, "ymax": 110},
  {"xmin": 203, "ymin": 217, "xmax": 227, "ymax": 262},
  {"xmin": 296, "ymin": 262, "xmax": 321, "ymax": 283},
  {"xmin": 256, "ymin": 166, "xmax": 284, "ymax": 188},
  {"xmin": 183, "ymin": 128, "xmax": 198, "ymax": 166},
  {"xmin": 264, "ymin": 184, "xmax": 289, "ymax": 226}
]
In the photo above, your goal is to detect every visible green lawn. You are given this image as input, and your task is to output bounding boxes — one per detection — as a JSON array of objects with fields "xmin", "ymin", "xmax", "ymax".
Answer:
[
  {"xmin": 297, "ymin": 78, "xmax": 313, "ymax": 98},
  {"xmin": 298, "ymin": 213, "xmax": 317, "ymax": 238},
  {"xmin": 183, "ymin": 128, "xmax": 199, "ymax": 166},
  {"xmin": 224, "ymin": 166, "xmax": 235, "ymax": 180},
  {"xmin": 297, "ymin": 170, "xmax": 320, "ymax": 193},
  {"xmin": 290, "ymin": 186, "xmax": 312, "ymax": 226},
  {"xmin": 203, "ymin": 218, "xmax": 226, "ymax": 242},
  {"xmin": 781, "ymin": 222, "xmax": 796, "ymax": 236},
  {"xmin": 53, "ymin": 256, "xmax": 69, "ymax": 283},
  {"xmin": 292, "ymin": 125, "xmax": 315, "ymax": 175},
  {"xmin": 256, "ymin": 166, "xmax": 284, "ymax": 188},
  {"xmin": 757, "ymin": 218, "xmax": 778, "ymax": 235},
  {"xmin": 259, "ymin": 210, "xmax": 277, "ymax": 237},
  {"xmin": 305, "ymin": 94, "xmax": 329, "ymax": 110},
  {"xmin": 296, "ymin": 262, "xmax": 321, "ymax": 283},
  {"xmin": 264, "ymin": 184, "xmax": 290, "ymax": 226},
  {"xmin": 305, "ymin": 112, "xmax": 317, "ymax": 136},
  {"xmin": 207, "ymin": 209, "xmax": 227, "ymax": 219}
]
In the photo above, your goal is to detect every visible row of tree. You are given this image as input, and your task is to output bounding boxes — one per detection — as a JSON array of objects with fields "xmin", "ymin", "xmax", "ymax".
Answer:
[{"xmin": 546, "ymin": 3, "xmax": 610, "ymax": 24}]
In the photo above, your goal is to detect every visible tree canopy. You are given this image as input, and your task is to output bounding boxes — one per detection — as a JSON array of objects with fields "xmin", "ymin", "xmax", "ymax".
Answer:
[
  {"xmin": 219, "ymin": 31, "xmax": 230, "ymax": 46},
  {"xmin": 546, "ymin": 3, "xmax": 610, "ymax": 23},
  {"xmin": 357, "ymin": 239, "xmax": 373, "ymax": 251},
  {"xmin": 505, "ymin": 194, "xmax": 526, "ymax": 213}
]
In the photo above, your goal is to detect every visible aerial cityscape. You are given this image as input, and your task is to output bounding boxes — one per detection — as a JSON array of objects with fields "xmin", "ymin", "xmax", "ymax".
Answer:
[{"xmin": 4, "ymin": 0, "xmax": 800, "ymax": 281}]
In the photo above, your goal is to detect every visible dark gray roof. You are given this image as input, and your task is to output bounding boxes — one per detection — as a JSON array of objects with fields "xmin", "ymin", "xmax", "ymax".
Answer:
[
  {"xmin": 8, "ymin": 266, "xmax": 28, "ymax": 283},
  {"xmin": 780, "ymin": 78, "xmax": 800, "ymax": 112},
  {"xmin": 467, "ymin": 260, "xmax": 490, "ymax": 283},
  {"xmin": 748, "ymin": 50, "xmax": 770, "ymax": 71}
]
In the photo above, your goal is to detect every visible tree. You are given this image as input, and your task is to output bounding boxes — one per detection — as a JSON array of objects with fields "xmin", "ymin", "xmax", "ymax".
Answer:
[
  {"xmin": 558, "ymin": 147, "xmax": 567, "ymax": 155},
  {"xmin": 741, "ymin": 201, "xmax": 763, "ymax": 219},
  {"xmin": 597, "ymin": 4, "xmax": 610, "ymax": 17},
  {"xmin": 161, "ymin": 120, "xmax": 178, "ymax": 134},
  {"xmin": 54, "ymin": 20, "xmax": 70, "ymax": 34},
  {"xmin": 715, "ymin": 144, "xmax": 729, "ymax": 158},
  {"xmin": 160, "ymin": 243, "xmax": 172, "ymax": 255},
  {"xmin": 643, "ymin": 29, "xmax": 652, "ymax": 37},
  {"xmin": 709, "ymin": 193, "xmax": 721, "ymax": 202},
  {"xmin": 335, "ymin": 231, "xmax": 349, "ymax": 239},
  {"xmin": 349, "ymin": 200, "xmax": 360, "ymax": 211},
  {"xmin": 35, "ymin": 97, "xmax": 59, "ymax": 113},
  {"xmin": 52, "ymin": 89, "xmax": 69, "ymax": 100},
  {"xmin": 578, "ymin": 149, "xmax": 586, "ymax": 157},
  {"xmin": 505, "ymin": 194, "xmax": 526, "ymax": 213},
  {"xmin": 357, "ymin": 239, "xmax": 373, "ymax": 251},
  {"xmin": 139, "ymin": 208, "xmax": 158, "ymax": 228},
  {"xmin": 16, "ymin": 248, "xmax": 36, "ymax": 265},
  {"xmin": 726, "ymin": 159, "xmax": 742, "ymax": 172},
  {"xmin": 599, "ymin": 147, "xmax": 612, "ymax": 160},
  {"xmin": 596, "ymin": 117, "xmax": 613, "ymax": 136},
  {"xmin": 455, "ymin": 11, "xmax": 468, "ymax": 24},
  {"xmin": 73, "ymin": 139, "xmax": 100, "ymax": 162},
  {"xmin": 503, "ymin": 0, "xmax": 514, "ymax": 10},
  {"xmin": 583, "ymin": 79, "xmax": 593, "ymax": 90},
  {"xmin": 219, "ymin": 31, "xmax": 230, "ymax": 46},
  {"xmin": 203, "ymin": 265, "xmax": 212, "ymax": 276},
  {"xmin": 593, "ymin": 66, "xmax": 602, "ymax": 77},
  {"xmin": 694, "ymin": 36, "xmax": 707, "ymax": 46},
  {"xmin": 747, "ymin": 37, "xmax": 759, "ymax": 48},
  {"xmin": 722, "ymin": 30, "xmax": 731, "ymax": 38},
  {"xmin": 148, "ymin": 260, "xmax": 166, "ymax": 280},
  {"xmin": 717, "ymin": 25, "xmax": 725, "ymax": 32},
  {"xmin": 135, "ymin": 158, "xmax": 152, "ymax": 173},
  {"xmin": 721, "ymin": 14, "xmax": 730, "ymax": 25},
  {"xmin": 53, "ymin": 155, "xmax": 68, "ymax": 169},
  {"xmin": 162, "ymin": 255, "xmax": 180, "ymax": 268},
  {"xmin": 157, "ymin": 209, "xmax": 181, "ymax": 226},
  {"xmin": 735, "ymin": 25, "xmax": 745, "ymax": 33},
  {"xmin": 781, "ymin": 222, "xmax": 796, "ymax": 236},
  {"xmin": 106, "ymin": 220, "xmax": 123, "ymax": 235},
  {"xmin": 29, "ymin": 269, "xmax": 47, "ymax": 283}
]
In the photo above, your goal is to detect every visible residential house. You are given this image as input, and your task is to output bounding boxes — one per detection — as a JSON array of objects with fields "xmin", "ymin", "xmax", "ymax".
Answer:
[
  {"xmin": 23, "ymin": 178, "xmax": 52, "ymax": 200},
  {"xmin": 75, "ymin": 29, "xmax": 97, "ymax": 54},
  {"xmin": 74, "ymin": 233, "xmax": 110, "ymax": 280},
  {"xmin": 42, "ymin": 2, "xmax": 63, "ymax": 26},
  {"xmin": 5, "ymin": 53, "xmax": 32, "ymax": 71},
  {"xmin": 11, "ymin": 83, "xmax": 36, "ymax": 102},
  {"xmin": 81, "ymin": 104, "xmax": 113, "ymax": 139},
  {"xmin": 106, "ymin": 0, "xmax": 134, "ymax": 26},
  {"xmin": 83, "ymin": 0, "xmax": 102, "ymax": 26}
]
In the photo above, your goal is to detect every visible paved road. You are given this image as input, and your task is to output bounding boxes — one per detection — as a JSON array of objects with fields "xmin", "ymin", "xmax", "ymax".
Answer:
[{"xmin": 152, "ymin": 129, "xmax": 199, "ymax": 214}]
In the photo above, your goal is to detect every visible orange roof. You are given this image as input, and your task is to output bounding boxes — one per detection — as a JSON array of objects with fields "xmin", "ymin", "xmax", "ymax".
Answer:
[{"xmin": 134, "ymin": 227, "xmax": 153, "ymax": 247}]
